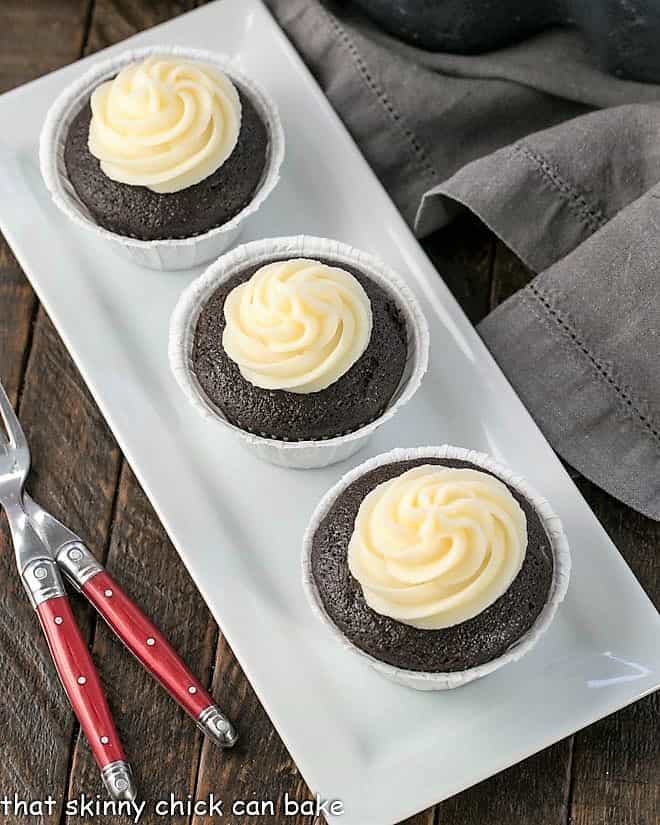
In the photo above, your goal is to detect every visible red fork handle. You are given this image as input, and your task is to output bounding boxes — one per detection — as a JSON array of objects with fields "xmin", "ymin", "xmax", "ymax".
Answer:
[
  {"xmin": 82, "ymin": 570, "xmax": 236, "ymax": 748},
  {"xmin": 37, "ymin": 596, "xmax": 126, "ymax": 769}
]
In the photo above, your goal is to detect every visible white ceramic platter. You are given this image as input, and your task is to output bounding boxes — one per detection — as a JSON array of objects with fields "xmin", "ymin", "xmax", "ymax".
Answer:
[{"xmin": 0, "ymin": 2, "xmax": 658, "ymax": 823}]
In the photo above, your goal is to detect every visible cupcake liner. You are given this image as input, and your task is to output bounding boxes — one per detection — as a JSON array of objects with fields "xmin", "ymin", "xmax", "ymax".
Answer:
[
  {"xmin": 169, "ymin": 236, "xmax": 430, "ymax": 469},
  {"xmin": 302, "ymin": 445, "xmax": 571, "ymax": 690},
  {"xmin": 39, "ymin": 45, "xmax": 285, "ymax": 271}
]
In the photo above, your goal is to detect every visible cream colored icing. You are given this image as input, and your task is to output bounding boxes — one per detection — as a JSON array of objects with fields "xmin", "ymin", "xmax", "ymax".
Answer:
[
  {"xmin": 88, "ymin": 56, "xmax": 241, "ymax": 193},
  {"xmin": 221, "ymin": 258, "xmax": 373, "ymax": 393},
  {"xmin": 348, "ymin": 465, "xmax": 528, "ymax": 629}
]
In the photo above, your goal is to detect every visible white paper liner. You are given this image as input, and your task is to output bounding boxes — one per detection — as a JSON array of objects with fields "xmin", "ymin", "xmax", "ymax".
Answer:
[
  {"xmin": 169, "ymin": 236, "xmax": 430, "ymax": 468},
  {"xmin": 302, "ymin": 445, "xmax": 571, "ymax": 690},
  {"xmin": 39, "ymin": 45, "xmax": 285, "ymax": 271}
]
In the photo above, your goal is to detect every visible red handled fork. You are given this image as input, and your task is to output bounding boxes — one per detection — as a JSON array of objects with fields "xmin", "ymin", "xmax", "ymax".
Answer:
[{"xmin": 0, "ymin": 379, "xmax": 236, "ymax": 800}]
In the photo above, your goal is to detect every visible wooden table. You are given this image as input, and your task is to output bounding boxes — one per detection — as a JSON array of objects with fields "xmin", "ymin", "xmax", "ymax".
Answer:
[{"xmin": 0, "ymin": 3, "xmax": 657, "ymax": 823}]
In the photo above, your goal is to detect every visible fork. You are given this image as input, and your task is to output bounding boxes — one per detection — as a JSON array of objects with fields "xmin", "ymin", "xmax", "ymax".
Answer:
[{"xmin": 0, "ymin": 379, "xmax": 237, "ymax": 800}]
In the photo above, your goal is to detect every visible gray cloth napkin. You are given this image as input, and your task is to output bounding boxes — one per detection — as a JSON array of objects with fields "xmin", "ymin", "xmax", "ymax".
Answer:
[{"xmin": 266, "ymin": 0, "xmax": 660, "ymax": 519}]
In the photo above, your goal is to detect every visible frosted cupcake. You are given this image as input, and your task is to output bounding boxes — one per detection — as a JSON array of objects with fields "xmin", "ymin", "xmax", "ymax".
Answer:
[
  {"xmin": 40, "ymin": 46, "xmax": 284, "ymax": 269},
  {"xmin": 169, "ymin": 236, "xmax": 429, "ymax": 468},
  {"xmin": 303, "ymin": 446, "xmax": 570, "ymax": 688}
]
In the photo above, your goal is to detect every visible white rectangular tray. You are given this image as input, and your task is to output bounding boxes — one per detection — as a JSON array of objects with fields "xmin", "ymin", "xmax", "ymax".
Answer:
[{"xmin": 0, "ymin": 2, "xmax": 658, "ymax": 823}]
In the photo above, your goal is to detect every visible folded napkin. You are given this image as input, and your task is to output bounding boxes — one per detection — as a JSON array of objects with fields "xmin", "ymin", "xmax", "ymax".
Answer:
[{"xmin": 266, "ymin": 0, "xmax": 660, "ymax": 520}]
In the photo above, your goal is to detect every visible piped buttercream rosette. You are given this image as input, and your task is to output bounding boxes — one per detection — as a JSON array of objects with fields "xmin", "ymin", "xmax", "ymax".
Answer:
[
  {"xmin": 88, "ymin": 55, "xmax": 242, "ymax": 193},
  {"xmin": 221, "ymin": 258, "xmax": 373, "ymax": 394},
  {"xmin": 348, "ymin": 465, "xmax": 528, "ymax": 629}
]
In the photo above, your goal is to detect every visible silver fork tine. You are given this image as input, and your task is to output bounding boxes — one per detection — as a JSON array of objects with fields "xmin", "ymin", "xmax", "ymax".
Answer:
[{"xmin": 0, "ymin": 378, "xmax": 28, "ymax": 453}]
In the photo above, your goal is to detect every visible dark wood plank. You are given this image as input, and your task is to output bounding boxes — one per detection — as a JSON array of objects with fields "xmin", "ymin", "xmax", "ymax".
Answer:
[
  {"xmin": 0, "ymin": 0, "xmax": 89, "ymax": 395},
  {"xmin": 21, "ymin": 313, "xmax": 121, "ymax": 552},
  {"xmin": 573, "ymin": 478, "xmax": 659, "ymax": 610},
  {"xmin": 0, "ymin": 0, "xmax": 58, "ymax": 399},
  {"xmin": 66, "ymin": 464, "xmax": 218, "ymax": 824},
  {"xmin": 0, "ymin": 248, "xmax": 47, "ymax": 813},
  {"xmin": 399, "ymin": 809, "xmax": 435, "ymax": 825},
  {"xmin": 85, "ymin": 0, "xmax": 203, "ymax": 56},
  {"xmin": 569, "ymin": 477, "xmax": 660, "ymax": 825},
  {"xmin": 422, "ymin": 212, "xmax": 495, "ymax": 325},
  {"xmin": 0, "ymin": 3, "xmax": 113, "ymax": 822},
  {"xmin": 571, "ymin": 694, "xmax": 660, "ymax": 825},
  {"xmin": 0, "ymin": 241, "xmax": 36, "ymax": 402},
  {"xmin": 0, "ymin": 309, "xmax": 121, "ymax": 825},
  {"xmin": 489, "ymin": 238, "xmax": 534, "ymax": 307},
  {"xmin": 434, "ymin": 742, "xmax": 572, "ymax": 825},
  {"xmin": 0, "ymin": 1, "xmax": 90, "ymax": 93},
  {"xmin": 192, "ymin": 636, "xmax": 311, "ymax": 825}
]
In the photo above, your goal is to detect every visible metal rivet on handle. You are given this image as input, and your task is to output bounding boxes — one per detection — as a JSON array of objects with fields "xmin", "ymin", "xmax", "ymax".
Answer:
[
  {"xmin": 54, "ymin": 617, "xmax": 63, "ymax": 625},
  {"xmin": 104, "ymin": 589, "xmax": 113, "ymax": 598},
  {"xmin": 34, "ymin": 566, "xmax": 47, "ymax": 580},
  {"xmin": 68, "ymin": 548, "xmax": 83, "ymax": 562},
  {"xmin": 146, "ymin": 638, "xmax": 155, "ymax": 647},
  {"xmin": 100, "ymin": 736, "xmax": 109, "ymax": 745},
  {"xmin": 115, "ymin": 778, "xmax": 128, "ymax": 792},
  {"xmin": 77, "ymin": 676, "xmax": 87, "ymax": 685},
  {"xmin": 188, "ymin": 686, "xmax": 197, "ymax": 695}
]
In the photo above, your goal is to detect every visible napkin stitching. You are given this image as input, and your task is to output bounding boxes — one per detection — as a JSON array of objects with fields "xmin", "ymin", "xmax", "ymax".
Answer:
[
  {"xmin": 527, "ymin": 283, "xmax": 660, "ymax": 444},
  {"xmin": 318, "ymin": 5, "xmax": 437, "ymax": 186},
  {"xmin": 514, "ymin": 143, "xmax": 608, "ymax": 233}
]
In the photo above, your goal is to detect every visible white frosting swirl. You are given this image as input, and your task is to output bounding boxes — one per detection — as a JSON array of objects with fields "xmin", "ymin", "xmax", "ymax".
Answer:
[
  {"xmin": 88, "ymin": 56, "xmax": 241, "ymax": 193},
  {"xmin": 348, "ymin": 465, "xmax": 527, "ymax": 629},
  {"xmin": 222, "ymin": 258, "xmax": 373, "ymax": 393}
]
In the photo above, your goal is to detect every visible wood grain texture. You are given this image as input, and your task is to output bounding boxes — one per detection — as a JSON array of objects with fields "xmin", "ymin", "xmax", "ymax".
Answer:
[
  {"xmin": 489, "ymin": 239, "xmax": 534, "ymax": 307},
  {"xmin": 192, "ymin": 636, "xmax": 311, "ymax": 825},
  {"xmin": 434, "ymin": 742, "xmax": 573, "ymax": 825},
  {"xmin": 66, "ymin": 464, "xmax": 218, "ymax": 824},
  {"xmin": 569, "ymin": 477, "xmax": 660, "ymax": 825},
  {"xmin": 0, "ymin": 4, "xmax": 112, "ymax": 823},
  {"xmin": 0, "ymin": 308, "xmax": 122, "ymax": 825},
  {"xmin": 0, "ymin": 241, "xmax": 35, "ymax": 403},
  {"xmin": 0, "ymin": 0, "xmax": 90, "ymax": 93},
  {"xmin": 85, "ymin": 0, "xmax": 203, "ymax": 56},
  {"xmin": 0, "ymin": 245, "xmax": 36, "ymax": 809},
  {"xmin": 422, "ymin": 212, "xmax": 494, "ymax": 324},
  {"xmin": 400, "ymin": 811, "xmax": 435, "ymax": 825}
]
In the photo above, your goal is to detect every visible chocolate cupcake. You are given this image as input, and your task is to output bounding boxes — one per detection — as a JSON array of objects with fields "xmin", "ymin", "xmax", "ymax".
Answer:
[
  {"xmin": 302, "ymin": 446, "xmax": 570, "ymax": 689},
  {"xmin": 40, "ymin": 46, "xmax": 284, "ymax": 270},
  {"xmin": 170, "ymin": 236, "xmax": 429, "ymax": 469},
  {"xmin": 64, "ymin": 78, "xmax": 268, "ymax": 241},
  {"xmin": 192, "ymin": 258, "xmax": 407, "ymax": 441}
]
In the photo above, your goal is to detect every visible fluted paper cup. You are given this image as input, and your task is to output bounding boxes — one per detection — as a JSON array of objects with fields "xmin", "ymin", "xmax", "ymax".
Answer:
[
  {"xmin": 302, "ymin": 445, "xmax": 571, "ymax": 689},
  {"xmin": 169, "ymin": 236, "xmax": 430, "ymax": 469},
  {"xmin": 39, "ymin": 45, "xmax": 285, "ymax": 271}
]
